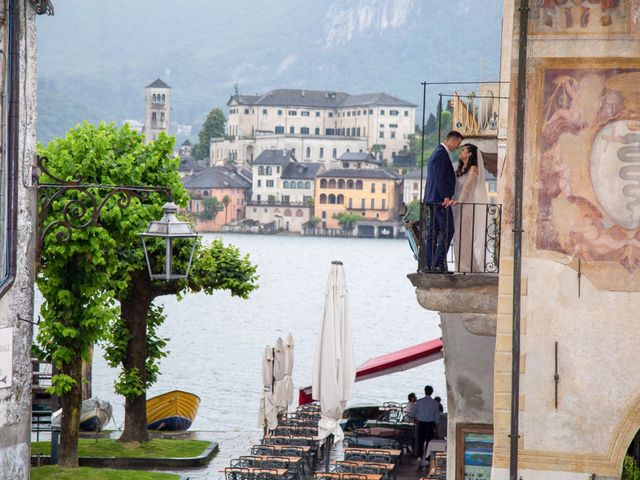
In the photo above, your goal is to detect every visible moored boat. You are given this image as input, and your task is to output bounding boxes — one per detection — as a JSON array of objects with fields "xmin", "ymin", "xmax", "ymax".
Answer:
[
  {"xmin": 146, "ymin": 390, "xmax": 200, "ymax": 431},
  {"xmin": 51, "ymin": 397, "xmax": 113, "ymax": 431}
]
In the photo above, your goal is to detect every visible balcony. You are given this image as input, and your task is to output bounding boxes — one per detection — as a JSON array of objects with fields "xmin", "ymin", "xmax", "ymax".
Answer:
[{"xmin": 406, "ymin": 202, "xmax": 501, "ymax": 319}]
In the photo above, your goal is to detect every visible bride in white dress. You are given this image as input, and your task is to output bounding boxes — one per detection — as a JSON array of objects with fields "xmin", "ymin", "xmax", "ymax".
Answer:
[{"xmin": 451, "ymin": 144, "xmax": 489, "ymax": 272}]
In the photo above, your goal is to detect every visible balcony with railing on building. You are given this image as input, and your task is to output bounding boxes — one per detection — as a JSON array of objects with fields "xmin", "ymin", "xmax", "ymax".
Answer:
[{"xmin": 406, "ymin": 200, "xmax": 501, "ymax": 319}]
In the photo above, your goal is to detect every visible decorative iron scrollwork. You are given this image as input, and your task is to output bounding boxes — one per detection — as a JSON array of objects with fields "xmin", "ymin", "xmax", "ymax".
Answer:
[
  {"xmin": 37, "ymin": 155, "xmax": 170, "ymax": 258},
  {"xmin": 31, "ymin": 0, "xmax": 54, "ymax": 16}
]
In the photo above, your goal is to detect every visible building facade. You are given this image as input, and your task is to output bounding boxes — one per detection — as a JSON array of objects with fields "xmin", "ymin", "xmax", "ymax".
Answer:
[
  {"xmin": 244, "ymin": 149, "xmax": 324, "ymax": 232},
  {"xmin": 182, "ymin": 166, "xmax": 251, "ymax": 232},
  {"xmin": 0, "ymin": 1, "xmax": 40, "ymax": 477},
  {"xmin": 214, "ymin": 88, "xmax": 416, "ymax": 167},
  {"xmin": 314, "ymin": 169, "xmax": 402, "ymax": 236},
  {"xmin": 143, "ymin": 78, "xmax": 171, "ymax": 143}
]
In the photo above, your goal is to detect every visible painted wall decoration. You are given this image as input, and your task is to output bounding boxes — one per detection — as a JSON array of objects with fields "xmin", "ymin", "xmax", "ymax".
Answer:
[
  {"xmin": 536, "ymin": 63, "xmax": 640, "ymax": 279},
  {"xmin": 530, "ymin": 1, "xmax": 640, "ymax": 34}
]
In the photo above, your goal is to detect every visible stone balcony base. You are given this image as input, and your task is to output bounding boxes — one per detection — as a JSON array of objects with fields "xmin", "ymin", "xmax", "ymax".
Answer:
[{"xmin": 407, "ymin": 273, "xmax": 499, "ymax": 336}]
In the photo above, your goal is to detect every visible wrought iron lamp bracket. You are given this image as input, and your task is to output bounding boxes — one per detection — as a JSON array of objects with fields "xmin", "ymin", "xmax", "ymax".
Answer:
[{"xmin": 36, "ymin": 155, "xmax": 171, "ymax": 258}]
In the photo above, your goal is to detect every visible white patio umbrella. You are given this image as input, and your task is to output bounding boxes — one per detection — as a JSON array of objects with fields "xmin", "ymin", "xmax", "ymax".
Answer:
[
  {"xmin": 273, "ymin": 336, "xmax": 288, "ymax": 414},
  {"xmin": 312, "ymin": 260, "xmax": 355, "ymax": 445},
  {"xmin": 283, "ymin": 334, "xmax": 295, "ymax": 407},
  {"xmin": 258, "ymin": 345, "xmax": 278, "ymax": 431}
]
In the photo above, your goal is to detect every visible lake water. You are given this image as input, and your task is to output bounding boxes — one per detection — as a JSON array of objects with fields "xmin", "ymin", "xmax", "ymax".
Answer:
[{"xmin": 48, "ymin": 234, "xmax": 446, "ymax": 477}]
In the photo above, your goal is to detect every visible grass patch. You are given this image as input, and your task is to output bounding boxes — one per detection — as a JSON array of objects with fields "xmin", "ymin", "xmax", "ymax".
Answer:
[
  {"xmin": 31, "ymin": 438, "xmax": 210, "ymax": 458},
  {"xmin": 31, "ymin": 466, "xmax": 179, "ymax": 479}
]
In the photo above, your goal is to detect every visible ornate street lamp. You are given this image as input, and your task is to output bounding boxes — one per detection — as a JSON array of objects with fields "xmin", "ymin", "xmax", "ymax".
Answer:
[{"xmin": 139, "ymin": 202, "xmax": 200, "ymax": 281}]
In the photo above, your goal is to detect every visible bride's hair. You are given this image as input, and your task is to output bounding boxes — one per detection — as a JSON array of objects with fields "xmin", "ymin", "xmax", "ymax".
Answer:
[{"xmin": 455, "ymin": 143, "xmax": 478, "ymax": 177}]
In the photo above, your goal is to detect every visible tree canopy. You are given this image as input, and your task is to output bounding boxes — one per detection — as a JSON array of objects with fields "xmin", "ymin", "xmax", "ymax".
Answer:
[{"xmin": 193, "ymin": 108, "xmax": 226, "ymax": 160}]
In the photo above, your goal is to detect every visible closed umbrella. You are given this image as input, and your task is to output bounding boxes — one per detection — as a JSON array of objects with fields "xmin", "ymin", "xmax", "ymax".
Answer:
[
  {"xmin": 283, "ymin": 334, "xmax": 295, "ymax": 407},
  {"xmin": 258, "ymin": 345, "xmax": 278, "ymax": 431},
  {"xmin": 273, "ymin": 336, "xmax": 288, "ymax": 414},
  {"xmin": 312, "ymin": 260, "xmax": 355, "ymax": 445}
]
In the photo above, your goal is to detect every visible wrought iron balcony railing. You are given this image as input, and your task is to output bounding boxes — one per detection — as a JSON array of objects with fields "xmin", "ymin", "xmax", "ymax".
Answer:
[{"xmin": 409, "ymin": 202, "xmax": 501, "ymax": 274}]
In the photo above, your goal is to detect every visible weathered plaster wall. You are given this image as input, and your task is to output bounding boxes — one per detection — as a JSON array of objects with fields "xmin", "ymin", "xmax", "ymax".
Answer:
[
  {"xmin": 0, "ymin": 2, "xmax": 38, "ymax": 477},
  {"xmin": 441, "ymin": 313, "xmax": 496, "ymax": 480},
  {"xmin": 492, "ymin": 1, "xmax": 640, "ymax": 479}
]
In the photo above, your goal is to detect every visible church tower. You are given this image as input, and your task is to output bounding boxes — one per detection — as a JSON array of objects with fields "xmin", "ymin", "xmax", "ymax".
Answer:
[{"xmin": 143, "ymin": 78, "xmax": 171, "ymax": 143}]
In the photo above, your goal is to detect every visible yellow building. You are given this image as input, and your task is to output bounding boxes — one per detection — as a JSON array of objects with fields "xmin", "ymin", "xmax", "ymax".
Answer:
[{"xmin": 314, "ymin": 169, "xmax": 401, "ymax": 232}]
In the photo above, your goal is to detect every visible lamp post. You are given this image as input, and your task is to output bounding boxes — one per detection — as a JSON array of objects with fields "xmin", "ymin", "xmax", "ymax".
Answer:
[{"xmin": 139, "ymin": 202, "xmax": 199, "ymax": 281}]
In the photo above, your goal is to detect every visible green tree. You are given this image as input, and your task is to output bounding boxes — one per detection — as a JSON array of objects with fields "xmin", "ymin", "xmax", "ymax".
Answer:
[
  {"xmin": 193, "ymin": 108, "xmax": 226, "ymax": 160},
  {"xmin": 222, "ymin": 195, "xmax": 231, "ymax": 224},
  {"xmin": 405, "ymin": 200, "xmax": 421, "ymax": 224},
  {"xmin": 200, "ymin": 197, "xmax": 223, "ymax": 221},
  {"xmin": 332, "ymin": 212, "xmax": 362, "ymax": 231},
  {"xmin": 35, "ymin": 122, "xmax": 258, "ymax": 464},
  {"xmin": 623, "ymin": 455, "xmax": 640, "ymax": 480}
]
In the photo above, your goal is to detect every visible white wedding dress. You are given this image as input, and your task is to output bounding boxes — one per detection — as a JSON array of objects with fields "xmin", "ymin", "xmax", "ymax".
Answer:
[{"xmin": 452, "ymin": 151, "xmax": 489, "ymax": 273}]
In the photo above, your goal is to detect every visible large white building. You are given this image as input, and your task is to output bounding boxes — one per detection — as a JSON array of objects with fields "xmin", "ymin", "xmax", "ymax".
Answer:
[{"xmin": 212, "ymin": 88, "xmax": 416, "ymax": 168}]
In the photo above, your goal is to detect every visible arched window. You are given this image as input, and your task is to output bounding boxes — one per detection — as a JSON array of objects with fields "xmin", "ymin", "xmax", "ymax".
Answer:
[
  {"xmin": 328, "ymin": 179, "xmax": 337, "ymax": 189},
  {"xmin": 284, "ymin": 209, "xmax": 292, "ymax": 217},
  {"xmin": 295, "ymin": 209, "xmax": 304, "ymax": 217},
  {"xmin": 283, "ymin": 180, "xmax": 289, "ymax": 188},
  {"xmin": 301, "ymin": 127, "xmax": 310, "ymax": 135},
  {"xmin": 306, "ymin": 146, "xmax": 311, "ymax": 158},
  {"xmin": 320, "ymin": 194, "xmax": 327, "ymax": 204},
  {"xmin": 413, "ymin": 182, "xmax": 419, "ymax": 189},
  {"xmin": 347, "ymin": 180, "xmax": 354, "ymax": 189},
  {"xmin": 266, "ymin": 166, "xmax": 273, "ymax": 175},
  {"xmin": 319, "ymin": 147, "xmax": 324, "ymax": 158},
  {"xmin": 328, "ymin": 194, "xmax": 336, "ymax": 204},
  {"xmin": 258, "ymin": 166, "xmax": 265, "ymax": 175},
  {"xmin": 161, "ymin": 94, "xmax": 166, "ymax": 103},
  {"xmin": 305, "ymin": 181, "xmax": 311, "ymax": 189},
  {"xmin": 346, "ymin": 148, "xmax": 351, "ymax": 153},
  {"xmin": 332, "ymin": 148, "xmax": 337, "ymax": 158},
  {"xmin": 297, "ymin": 181, "xmax": 304, "ymax": 189},
  {"xmin": 337, "ymin": 194, "xmax": 344, "ymax": 204},
  {"xmin": 337, "ymin": 179, "xmax": 345, "ymax": 189},
  {"xmin": 356, "ymin": 180, "xmax": 363, "ymax": 190},
  {"xmin": 320, "ymin": 179, "xmax": 328, "ymax": 188},
  {"xmin": 203, "ymin": 190, "xmax": 210, "ymax": 197}
]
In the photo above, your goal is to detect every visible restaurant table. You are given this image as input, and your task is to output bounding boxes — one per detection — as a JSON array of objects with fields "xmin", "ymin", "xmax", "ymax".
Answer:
[
  {"xmin": 223, "ymin": 467, "xmax": 289, "ymax": 479},
  {"xmin": 343, "ymin": 448, "xmax": 402, "ymax": 458},
  {"xmin": 314, "ymin": 473, "xmax": 382, "ymax": 480}
]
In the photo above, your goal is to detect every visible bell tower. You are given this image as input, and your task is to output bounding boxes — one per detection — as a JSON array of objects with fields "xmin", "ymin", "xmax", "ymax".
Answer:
[{"xmin": 143, "ymin": 78, "xmax": 171, "ymax": 143}]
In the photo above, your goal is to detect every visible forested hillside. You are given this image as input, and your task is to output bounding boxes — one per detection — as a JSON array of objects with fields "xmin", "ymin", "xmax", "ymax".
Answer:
[{"xmin": 36, "ymin": 0, "xmax": 503, "ymax": 143}]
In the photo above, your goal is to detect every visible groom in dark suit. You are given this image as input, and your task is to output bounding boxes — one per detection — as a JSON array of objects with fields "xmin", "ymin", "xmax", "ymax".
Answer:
[{"xmin": 422, "ymin": 131, "xmax": 463, "ymax": 273}]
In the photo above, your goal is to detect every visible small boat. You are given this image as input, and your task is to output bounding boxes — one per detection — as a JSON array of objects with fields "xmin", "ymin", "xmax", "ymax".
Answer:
[
  {"xmin": 146, "ymin": 390, "xmax": 200, "ymax": 431},
  {"xmin": 51, "ymin": 397, "xmax": 113, "ymax": 431}
]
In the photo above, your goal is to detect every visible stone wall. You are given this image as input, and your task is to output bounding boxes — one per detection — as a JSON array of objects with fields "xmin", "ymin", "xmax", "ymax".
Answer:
[{"xmin": 0, "ymin": 2, "xmax": 38, "ymax": 478}]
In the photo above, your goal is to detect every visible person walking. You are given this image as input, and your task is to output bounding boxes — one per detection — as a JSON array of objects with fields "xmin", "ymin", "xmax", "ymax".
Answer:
[
  {"xmin": 411, "ymin": 385, "xmax": 439, "ymax": 466},
  {"xmin": 422, "ymin": 130, "xmax": 463, "ymax": 273}
]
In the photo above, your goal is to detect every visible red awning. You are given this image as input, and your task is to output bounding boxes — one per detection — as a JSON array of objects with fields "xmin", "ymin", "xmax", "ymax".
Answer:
[
  {"xmin": 298, "ymin": 338, "xmax": 443, "ymax": 405},
  {"xmin": 355, "ymin": 337, "xmax": 443, "ymax": 382}
]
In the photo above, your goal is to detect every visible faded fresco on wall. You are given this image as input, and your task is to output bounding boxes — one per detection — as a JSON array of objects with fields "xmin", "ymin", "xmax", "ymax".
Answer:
[
  {"xmin": 530, "ymin": 0, "xmax": 640, "ymax": 34},
  {"xmin": 536, "ymin": 64, "xmax": 640, "ymax": 279}
]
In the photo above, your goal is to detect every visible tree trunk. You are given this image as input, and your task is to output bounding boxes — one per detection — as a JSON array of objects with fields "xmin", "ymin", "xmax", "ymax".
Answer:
[
  {"xmin": 58, "ymin": 354, "xmax": 82, "ymax": 468},
  {"xmin": 81, "ymin": 346, "xmax": 93, "ymax": 400},
  {"xmin": 118, "ymin": 284, "xmax": 153, "ymax": 443}
]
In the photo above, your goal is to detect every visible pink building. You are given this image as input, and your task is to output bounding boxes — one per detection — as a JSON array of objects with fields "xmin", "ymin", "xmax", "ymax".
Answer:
[{"xmin": 182, "ymin": 166, "xmax": 251, "ymax": 232}]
